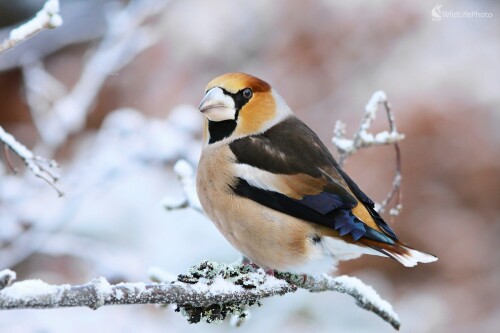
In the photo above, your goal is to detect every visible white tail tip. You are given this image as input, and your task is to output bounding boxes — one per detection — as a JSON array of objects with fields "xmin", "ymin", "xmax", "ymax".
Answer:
[{"xmin": 391, "ymin": 246, "xmax": 438, "ymax": 267}]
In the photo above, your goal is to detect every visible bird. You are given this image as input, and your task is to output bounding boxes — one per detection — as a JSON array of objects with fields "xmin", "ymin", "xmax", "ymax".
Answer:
[{"xmin": 196, "ymin": 72, "xmax": 437, "ymax": 274}]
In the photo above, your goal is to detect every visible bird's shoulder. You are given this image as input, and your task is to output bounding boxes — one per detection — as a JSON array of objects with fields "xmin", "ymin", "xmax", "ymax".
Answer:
[{"xmin": 229, "ymin": 116, "xmax": 339, "ymax": 177}]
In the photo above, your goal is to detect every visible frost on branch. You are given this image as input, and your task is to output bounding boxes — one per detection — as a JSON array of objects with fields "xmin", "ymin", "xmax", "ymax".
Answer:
[
  {"xmin": 23, "ymin": 0, "xmax": 171, "ymax": 150},
  {"xmin": 0, "ymin": 270, "xmax": 16, "ymax": 290},
  {"xmin": 0, "ymin": 0, "xmax": 64, "ymax": 195},
  {"xmin": 0, "ymin": 0, "xmax": 63, "ymax": 53},
  {"xmin": 0, "ymin": 126, "xmax": 62, "ymax": 196},
  {"xmin": 333, "ymin": 90, "xmax": 404, "ymax": 215},
  {"xmin": 0, "ymin": 262, "xmax": 400, "ymax": 330},
  {"xmin": 162, "ymin": 159, "xmax": 203, "ymax": 213}
]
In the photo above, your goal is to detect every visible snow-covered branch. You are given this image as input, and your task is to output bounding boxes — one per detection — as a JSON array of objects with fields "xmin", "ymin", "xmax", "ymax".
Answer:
[
  {"xmin": 333, "ymin": 91, "xmax": 403, "ymax": 215},
  {"xmin": 0, "ymin": 0, "xmax": 62, "ymax": 54},
  {"xmin": 163, "ymin": 160, "xmax": 203, "ymax": 213},
  {"xmin": 24, "ymin": 0, "xmax": 170, "ymax": 151},
  {"xmin": 275, "ymin": 271, "xmax": 400, "ymax": 330},
  {"xmin": 0, "ymin": 126, "xmax": 62, "ymax": 196},
  {"xmin": 0, "ymin": 270, "xmax": 16, "ymax": 291},
  {"xmin": 333, "ymin": 91, "xmax": 404, "ymax": 164},
  {"xmin": 0, "ymin": 262, "xmax": 400, "ymax": 330}
]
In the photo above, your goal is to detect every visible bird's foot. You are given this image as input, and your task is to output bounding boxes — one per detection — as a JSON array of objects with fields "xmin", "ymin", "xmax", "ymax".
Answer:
[{"xmin": 241, "ymin": 257, "xmax": 276, "ymax": 276}]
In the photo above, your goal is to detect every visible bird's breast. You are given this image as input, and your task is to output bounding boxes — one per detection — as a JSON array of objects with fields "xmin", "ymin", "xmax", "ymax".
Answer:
[{"xmin": 196, "ymin": 145, "xmax": 324, "ymax": 271}]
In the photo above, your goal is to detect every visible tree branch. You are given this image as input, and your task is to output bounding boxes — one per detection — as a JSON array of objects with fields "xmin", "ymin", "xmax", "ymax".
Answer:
[
  {"xmin": 24, "ymin": 0, "xmax": 171, "ymax": 151},
  {"xmin": 332, "ymin": 91, "xmax": 404, "ymax": 215},
  {"xmin": 0, "ymin": 262, "xmax": 400, "ymax": 330},
  {"xmin": 376, "ymin": 101, "xmax": 403, "ymax": 215},
  {"xmin": 0, "ymin": 270, "xmax": 16, "ymax": 290},
  {"xmin": 0, "ymin": 126, "xmax": 62, "ymax": 196},
  {"xmin": 0, "ymin": 0, "xmax": 63, "ymax": 54},
  {"xmin": 162, "ymin": 159, "xmax": 203, "ymax": 213}
]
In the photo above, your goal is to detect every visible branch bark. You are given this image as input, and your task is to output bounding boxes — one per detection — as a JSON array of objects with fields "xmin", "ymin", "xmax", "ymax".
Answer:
[
  {"xmin": 0, "ymin": 262, "xmax": 400, "ymax": 330},
  {"xmin": 0, "ymin": 126, "xmax": 62, "ymax": 196}
]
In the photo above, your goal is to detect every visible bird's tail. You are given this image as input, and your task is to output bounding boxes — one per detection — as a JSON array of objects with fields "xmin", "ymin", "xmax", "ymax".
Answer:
[{"xmin": 366, "ymin": 241, "xmax": 438, "ymax": 267}]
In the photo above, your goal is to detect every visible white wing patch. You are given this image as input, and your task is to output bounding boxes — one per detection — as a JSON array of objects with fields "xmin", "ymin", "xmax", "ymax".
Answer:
[{"xmin": 233, "ymin": 163, "xmax": 284, "ymax": 193}]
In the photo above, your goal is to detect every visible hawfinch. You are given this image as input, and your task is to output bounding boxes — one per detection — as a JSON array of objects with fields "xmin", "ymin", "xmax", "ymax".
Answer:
[{"xmin": 196, "ymin": 72, "xmax": 437, "ymax": 274}]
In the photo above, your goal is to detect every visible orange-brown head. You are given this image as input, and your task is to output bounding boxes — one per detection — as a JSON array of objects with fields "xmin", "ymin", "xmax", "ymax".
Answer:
[{"xmin": 198, "ymin": 73, "xmax": 291, "ymax": 144}]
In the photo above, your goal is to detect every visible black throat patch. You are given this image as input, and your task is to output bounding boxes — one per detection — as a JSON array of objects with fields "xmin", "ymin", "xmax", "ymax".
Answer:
[{"xmin": 208, "ymin": 120, "xmax": 237, "ymax": 144}]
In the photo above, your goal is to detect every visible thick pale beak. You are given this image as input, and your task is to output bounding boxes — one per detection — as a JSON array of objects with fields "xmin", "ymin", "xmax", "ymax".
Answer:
[{"xmin": 198, "ymin": 87, "xmax": 236, "ymax": 122}]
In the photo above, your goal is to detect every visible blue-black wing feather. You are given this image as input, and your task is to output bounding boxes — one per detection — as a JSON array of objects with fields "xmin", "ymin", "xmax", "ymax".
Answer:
[
  {"xmin": 232, "ymin": 178, "xmax": 395, "ymax": 244},
  {"xmin": 229, "ymin": 116, "xmax": 398, "ymax": 243}
]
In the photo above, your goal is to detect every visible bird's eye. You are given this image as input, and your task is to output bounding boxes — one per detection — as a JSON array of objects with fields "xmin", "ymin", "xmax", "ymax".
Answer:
[{"xmin": 242, "ymin": 88, "xmax": 253, "ymax": 99}]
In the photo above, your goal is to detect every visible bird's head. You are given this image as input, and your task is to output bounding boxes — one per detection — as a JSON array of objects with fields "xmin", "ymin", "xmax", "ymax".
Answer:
[{"xmin": 198, "ymin": 73, "xmax": 292, "ymax": 144}]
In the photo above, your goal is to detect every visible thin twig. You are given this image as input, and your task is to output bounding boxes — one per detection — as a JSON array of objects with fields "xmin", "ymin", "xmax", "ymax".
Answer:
[
  {"xmin": 332, "ymin": 91, "xmax": 405, "ymax": 214},
  {"xmin": 0, "ymin": 0, "xmax": 63, "ymax": 54},
  {"xmin": 377, "ymin": 101, "xmax": 402, "ymax": 215},
  {"xmin": 163, "ymin": 159, "xmax": 203, "ymax": 213},
  {"xmin": 0, "ymin": 270, "xmax": 16, "ymax": 291},
  {"xmin": 3, "ymin": 144, "xmax": 18, "ymax": 174},
  {"xmin": 24, "ymin": 0, "xmax": 171, "ymax": 151},
  {"xmin": 0, "ymin": 126, "xmax": 62, "ymax": 196}
]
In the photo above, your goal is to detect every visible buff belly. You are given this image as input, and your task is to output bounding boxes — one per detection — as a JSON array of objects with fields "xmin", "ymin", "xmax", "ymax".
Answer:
[{"xmin": 196, "ymin": 144, "xmax": 377, "ymax": 274}]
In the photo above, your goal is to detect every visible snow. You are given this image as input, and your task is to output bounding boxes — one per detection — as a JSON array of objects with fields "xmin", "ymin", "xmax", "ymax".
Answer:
[
  {"xmin": 374, "ymin": 131, "xmax": 405, "ymax": 143},
  {"xmin": 257, "ymin": 276, "xmax": 288, "ymax": 290},
  {"xmin": 116, "ymin": 282, "xmax": 148, "ymax": 295},
  {"xmin": 0, "ymin": 126, "xmax": 61, "ymax": 195},
  {"xmin": 9, "ymin": 0, "xmax": 62, "ymax": 42},
  {"xmin": 148, "ymin": 266, "xmax": 178, "ymax": 283},
  {"xmin": 115, "ymin": 289, "xmax": 124, "ymax": 301},
  {"xmin": 333, "ymin": 275, "xmax": 399, "ymax": 323},
  {"xmin": 359, "ymin": 130, "xmax": 404, "ymax": 145},
  {"xmin": 0, "ymin": 126, "xmax": 35, "ymax": 160},
  {"xmin": 174, "ymin": 160, "xmax": 194, "ymax": 178},
  {"xmin": 0, "ymin": 280, "xmax": 61, "ymax": 300},
  {"xmin": 0, "ymin": 269, "xmax": 16, "ymax": 286},
  {"xmin": 332, "ymin": 137, "xmax": 354, "ymax": 152},
  {"xmin": 389, "ymin": 208, "xmax": 400, "ymax": 216},
  {"xmin": 171, "ymin": 159, "xmax": 203, "ymax": 212},
  {"xmin": 94, "ymin": 277, "xmax": 113, "ymax": 298},
  {"xmin": 364, "ymin": 90, "xmax": 386, "ymax": 116},
  {"xmin": 208, "ymin": 276, "xmax": 243, "ymax": 294},
  {"xmin": 359, "ymin": 130, "xmax": 375, "ymax": 143}
]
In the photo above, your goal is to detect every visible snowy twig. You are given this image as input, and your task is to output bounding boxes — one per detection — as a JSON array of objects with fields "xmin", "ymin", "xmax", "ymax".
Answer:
[
  {"xmin": 332, "ymin": 91, "xmax": 404, "ymax": 215},
  {"xmin": 376, "ymin": 101, "xmax": 402, "ymax": 215},
  {"xmin": 275, "ymin": 271, "xmax": 400, "ymax": 330},
  {"xmin": 0, "ymin": 262, "xmax": 400, "ymax": 330},
  {"xmin": 0, "ymin": 126, "xmax": 62, "ymax": 196},
  {"xmin": 24, "ymin": 0, "xmax": 170, "ymax": 151},
  {"xmin": 0, "ymin": 270, "xmax": 16, "ymax": 291},
  {"xmin": 163, "ymin": 160, "xmax": 203, "ymax": 213},
  {"xmin": 0, "ymin": 0, "xmax": 63, "ymax": 54}
]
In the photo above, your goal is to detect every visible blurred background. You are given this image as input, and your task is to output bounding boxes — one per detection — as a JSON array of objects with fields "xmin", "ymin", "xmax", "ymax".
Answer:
[{"xmin": 0, "ymin": 0, "xmax": 499, "ymax": 332}]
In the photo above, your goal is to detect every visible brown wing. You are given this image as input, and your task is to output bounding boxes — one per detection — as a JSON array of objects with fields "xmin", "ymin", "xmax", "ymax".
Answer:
[{"xmin": 229, "ymin": 116, "xmax": 397, "ymax": 244}]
